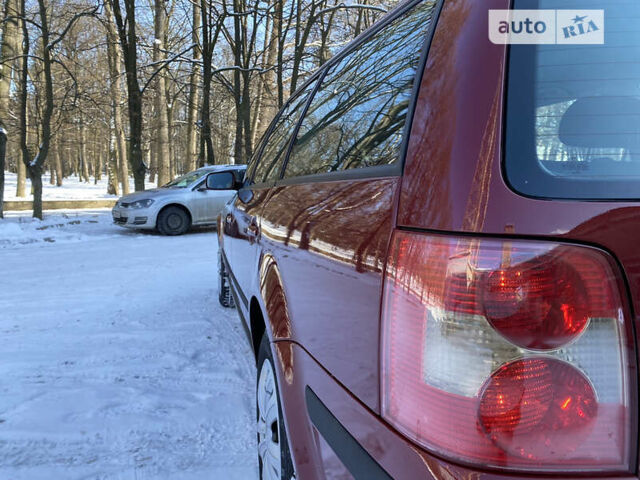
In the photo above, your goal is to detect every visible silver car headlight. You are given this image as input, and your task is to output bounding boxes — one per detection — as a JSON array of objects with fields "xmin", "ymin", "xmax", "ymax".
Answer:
[{"xmin": 129, "ymin": 199, "xmax": 155, "ymax": 209}]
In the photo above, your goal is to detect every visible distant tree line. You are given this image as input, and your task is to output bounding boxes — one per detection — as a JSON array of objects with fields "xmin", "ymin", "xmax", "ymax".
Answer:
[{"xmin": 0, "ymin": 0, "xmax": 392, "ymax": 218}]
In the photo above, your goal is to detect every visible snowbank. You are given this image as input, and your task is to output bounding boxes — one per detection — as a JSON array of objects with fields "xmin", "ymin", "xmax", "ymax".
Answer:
[{"xmin": 0, "ymin": 209, "xmax": 120, "ymax": 248}]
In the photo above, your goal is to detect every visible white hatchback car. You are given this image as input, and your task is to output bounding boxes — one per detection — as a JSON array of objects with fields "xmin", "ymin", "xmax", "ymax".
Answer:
[{"xmin": 112, "ymin": 165, "xmax": 246, "ymax": 235}]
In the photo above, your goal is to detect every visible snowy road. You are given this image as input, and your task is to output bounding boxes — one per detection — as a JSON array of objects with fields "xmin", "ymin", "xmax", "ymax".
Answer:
[{"xmin": 0, "ymin": 210, "xmax": 257, "ymax": 479}]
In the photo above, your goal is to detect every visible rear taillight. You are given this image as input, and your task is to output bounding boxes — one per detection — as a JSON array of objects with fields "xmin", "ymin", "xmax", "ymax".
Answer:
[{"xmin": 381, "ymin": 231, "xmax": 634, "ymax": 473}]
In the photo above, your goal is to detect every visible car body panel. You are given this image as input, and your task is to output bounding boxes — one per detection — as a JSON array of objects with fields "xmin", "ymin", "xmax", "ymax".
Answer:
[
  {"xmin": 256, "ymin": 178, "xmax": 399, "ymax": 412},
  {"xmin": 222, "ymin": 186, "xmax": 274, "ymax": 316}
]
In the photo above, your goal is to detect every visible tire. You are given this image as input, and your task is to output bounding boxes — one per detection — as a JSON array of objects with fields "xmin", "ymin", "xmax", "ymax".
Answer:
[
  {"xmin": 257, "ymin": 334, "xmax": 295, "ymax": 480},
  {"xmin": 217, "ymin": 252, "xmax": 235, "ymax": 308},
  {"xmin": 157, "ymin": 206, "xmax": 190, "ymax": 235}
]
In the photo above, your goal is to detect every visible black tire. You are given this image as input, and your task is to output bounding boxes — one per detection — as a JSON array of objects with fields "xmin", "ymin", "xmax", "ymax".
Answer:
[
  {"xmin": 217, "ymin": 253, "xmax": 235, "ymax": 308},
  {"xmin": 157, "ymin": 206, "xmax": 190, "ymax": 235},
  {"xmin": 257, "ymin": 333, "xmax": 295, "ymax": 480}
]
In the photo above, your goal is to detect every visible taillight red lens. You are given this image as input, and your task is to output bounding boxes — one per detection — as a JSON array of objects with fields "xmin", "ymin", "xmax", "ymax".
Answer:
[
  {"xmin": 482, "ymin": 258, "xmax": 591, "ymax": 350},
  {"xmin": 479, "ymin": 358, "xmax": 597, "ymax": 459},
  {"xmin": 381, "ymin": 231, "xmax": 633, "ymax": 473}
]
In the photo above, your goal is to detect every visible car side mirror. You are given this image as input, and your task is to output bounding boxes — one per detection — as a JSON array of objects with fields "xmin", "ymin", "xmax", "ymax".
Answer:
[{"xmin": 206, "ymin": 171, "xmax": 236, "ymax": 190}]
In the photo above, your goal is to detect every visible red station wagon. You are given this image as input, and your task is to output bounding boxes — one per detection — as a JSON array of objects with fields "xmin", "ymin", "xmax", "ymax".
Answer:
[{"xmin": 217, "ymin": 0, "xmax": 640, "ymax": 478}]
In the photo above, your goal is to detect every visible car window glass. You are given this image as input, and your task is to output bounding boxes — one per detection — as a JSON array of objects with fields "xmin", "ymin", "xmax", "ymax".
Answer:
[
  {"xmin": 245, "ymin": 133, "xmax": 269, "ymax": 183},
  {"xmin": 252, "ymin": 78, "xmax": 319, "ymax": 184},
  {"xmin": 232, "ymin": 168, "xmax": 246, "ymax": 183},
  {"xmin": 164, "ymin": 170, "xmax": 204, "ymax": 188},
  {"xmin": 505, "ymin": 0, "xmax": 640, "ymax": 199},
  {"xmin": 283, "ymin": 0, "xmax": 437, "ymax": 179},
  {"xmin": 208, "ymin": 172, "xmax": 234, "ymax": 190}
]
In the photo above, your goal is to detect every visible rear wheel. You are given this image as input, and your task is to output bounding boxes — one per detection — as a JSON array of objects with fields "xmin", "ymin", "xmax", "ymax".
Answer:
[
  {"xmin": 157, "ymin": 206, "xmax": 190, "ymax": 235},
  {"xmin": 217, "ymin": 253, "xmax": 235, "ymax": 308},
  {"xmin": 257, "ymin": 334, "xmax": 294, "ymax": 480}
]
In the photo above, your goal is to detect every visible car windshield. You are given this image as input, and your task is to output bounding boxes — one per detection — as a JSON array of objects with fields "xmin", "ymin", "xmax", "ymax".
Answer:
[{"xmin": 163, "ymin": 171, "xmax": 206, "ymax": 188}]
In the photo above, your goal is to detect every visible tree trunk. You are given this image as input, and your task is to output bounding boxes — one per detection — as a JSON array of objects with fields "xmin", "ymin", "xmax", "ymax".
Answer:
[
  {"xmin": 107, "ymin": 131, "xmax": 119, "ymax": 195},
  {"xmin": 198, "ymin": 0, "xmax": 216, "ymax": 166},
  {"xmin": 0, "ymin": 0, "xmax": 19, "ymax": 216},
  {"xmin": 20, "ymin": 0, "xmax": 57, "ymax": 219},
  {"xmin": 0, "ymin": 128, "xmax": 6, "ymax": 218},
  {"xmin": 54, "ymin": 141, "xmax": 62, "ymax": 186},
  {"xmin": 109, "ymin": 0, "xmax": 146, "ymax": 191},
  {"xmin": 290, "ymin": 0, "xmax": 317, "ymax": 95},
  {"xmin": 153, "ymin": 0, "xmax": 170, "ymax": 185},
  {"xmin": 104, "ymin": 2, "xmax": 130, "ymax": 194},
  {"xmin": 185, "ymin": 1, "xmax": 200, "ymax": 172},
  {"xmin": 94, "ymin": 148, "xmax": 102, "ymax": 184},
  {"xmin": 80, "ymin": 120, "xmax": 90, "ymax": 182},
  {"xmin": 13, "ymin": 4, "xmax": 27, "ymax": 197},
  {"xmin": 0, "ymin": 0, "xmax": 19, "ymax": 126},
  {"xmin": 16, "ymin": 155, "xmax": 26, "ymax": 195},
  {"xmin": 232, "ymin": 0, "xmax": 243, "ymax": 165},
  {"xmin": 149, "ymin": 130, "xmax": 156, "ymax": 183},
  {"xmin": 49, "ymin": 145, "xmax": 55, "ymax": 185}
]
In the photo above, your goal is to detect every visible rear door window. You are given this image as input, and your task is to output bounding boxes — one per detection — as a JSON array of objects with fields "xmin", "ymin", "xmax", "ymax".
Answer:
[
  {"xmin": 251, "ymin": 78, "xmax": 318, "ymax": 185},
  {"xmin": 283, "ymin": 0, "xmax": 438, "ymax": 179},
  {"xmin": 505, "ymin": 0, "xmax": 640, "ymax": 199}
]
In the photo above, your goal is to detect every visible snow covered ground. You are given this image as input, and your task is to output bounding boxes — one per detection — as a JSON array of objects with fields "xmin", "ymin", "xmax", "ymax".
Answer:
[
  {"xmin": 3, "ymin": 172, "xmax": 156, "ymax": 201},
  {"xmin": 0, "ymin": 210, "xmax": 258, "ymax": 479}
]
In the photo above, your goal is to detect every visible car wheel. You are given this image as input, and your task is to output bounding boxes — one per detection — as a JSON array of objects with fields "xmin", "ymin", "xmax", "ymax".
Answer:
[
  {"xmin": 257, "ymin": 333, "xmax": 295, "ymax": 480},
  {"xmin": 157, "ymin": 206, "xmax": 190, "ymax": 235},
  {"xmin": 218, "ymin": 253, "xmax": 235, "ymax": 308}
]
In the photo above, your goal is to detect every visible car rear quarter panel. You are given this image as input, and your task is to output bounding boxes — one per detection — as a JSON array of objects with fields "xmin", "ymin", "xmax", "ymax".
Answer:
[{"xmin": 258, "ymin": 178, "xmax": 400, "ymax": 413}]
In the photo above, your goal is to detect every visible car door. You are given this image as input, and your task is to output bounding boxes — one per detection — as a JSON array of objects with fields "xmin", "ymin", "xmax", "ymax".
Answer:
[
  {"xmin": 257, "ymin": 0, "xmax": 439, "ymax": 410},
  {"xmin": 223, "ymin": 78, "xmax": 320, "ymax": 316},
  {"xmin": 191, "ymin": 173, "xmax": 236, "ymax": 224}
]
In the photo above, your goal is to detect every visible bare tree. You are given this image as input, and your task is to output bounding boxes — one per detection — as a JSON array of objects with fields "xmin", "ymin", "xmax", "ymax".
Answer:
[
  {"xmin": 109, "ymin": 0, "xmax": 146, "ymax": 191},
  {"xmin": 103, "ymin": 0, "xmax": 130, "ymax": 194},
  {"xmin": 153, "ymin": 0, "xmax": 171, "ymax": 185},
  {"xmin": 198, "ymin": 0, "xmax": 224, "ymax": 165},
  {"xmin": 185, "ymin": 0, "xmax": 200, "ymax": 171},
  {"xmin": 0, "ymin": 0, "xmax": 19, "ymax": 215},
  {"xmin": 18, "ymin": 0, "xmax": 99, "ymax": 218},
  {"xmin": 0, "ymin": 0, "xmax": 22, "ymax": 208}
]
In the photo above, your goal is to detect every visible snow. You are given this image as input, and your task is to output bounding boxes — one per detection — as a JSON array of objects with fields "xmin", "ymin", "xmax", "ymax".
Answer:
[
  {"xmin": 0, "ymin": 210, "xmax": 258, "ymax": 479},
  {"xmin": 3, "ymin": 171, "xmax": 156, "ymax": 202},
  {"xmin": 0, "ymin": 209, "xmax": 119, "ymax": 248}
]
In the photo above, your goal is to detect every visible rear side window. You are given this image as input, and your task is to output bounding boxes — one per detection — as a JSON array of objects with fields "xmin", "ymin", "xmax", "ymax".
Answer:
[
  {"xmin": 505, "ymin": 0, "xmax": 640, "ymax": 199},
  {"xmin": 283, "ymin": 0, "xmax": 438, "ymax": 179},
  {"xmin": 251, "ymin": 78, "xmax": 318, "ymax": 184}
]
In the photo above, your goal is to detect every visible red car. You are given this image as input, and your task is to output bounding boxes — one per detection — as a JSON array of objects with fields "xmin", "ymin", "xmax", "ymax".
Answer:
[{"xmin": 217, "ymin": 0, "xmax": 640, "ymax": 478}]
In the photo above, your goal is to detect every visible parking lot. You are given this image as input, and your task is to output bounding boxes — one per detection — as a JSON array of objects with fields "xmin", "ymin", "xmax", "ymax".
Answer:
[{"xmin": 0, "ymin": 210, "xmax": 257, "ymax": 479}]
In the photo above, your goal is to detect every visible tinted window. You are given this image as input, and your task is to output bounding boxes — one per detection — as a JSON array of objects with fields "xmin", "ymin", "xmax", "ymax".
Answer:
[
  {"xmin": 233, "ymin": 168, "xmax": 246, "ymax": 183},
  {"xmin": 252, "ymin": 79, "xmax": 318, "ymax": 184},
  {"xmin": 506, "ymin": 0, "xmax": 640, "ymax": 199},
  {"xmin": 283, "ymin": 1, "xmax": 437, "ymax": 179},
  {"xmin": 245, "ymin": 135, "xmax": 267, "ymax": 183}
]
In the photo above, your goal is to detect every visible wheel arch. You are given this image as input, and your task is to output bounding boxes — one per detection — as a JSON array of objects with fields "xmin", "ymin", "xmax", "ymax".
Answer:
[
  {"xmin": 248, "ymin": 254, "xmax": 293, "ymax": 358},
  {"xmin": 156, "ymin": 202, "xmax": 193, "ymax": 227}
]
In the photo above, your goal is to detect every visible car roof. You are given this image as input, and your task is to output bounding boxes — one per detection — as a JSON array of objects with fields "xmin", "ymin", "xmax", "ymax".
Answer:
[{"xmin": 196, "ymin": 164, "xmax": 246, "ymax": 173}]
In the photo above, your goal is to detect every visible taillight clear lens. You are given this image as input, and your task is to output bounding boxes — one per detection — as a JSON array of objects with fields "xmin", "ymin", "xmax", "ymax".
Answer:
[{"xmin": 381, "ymin": 231, "xmax": 633, "ymax": 473}]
